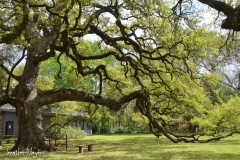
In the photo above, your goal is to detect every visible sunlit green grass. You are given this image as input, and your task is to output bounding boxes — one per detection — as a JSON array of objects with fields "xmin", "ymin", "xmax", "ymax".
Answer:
[{"xmin": 1, "ymin": 134, "xmax": 240, "ymax": 159}]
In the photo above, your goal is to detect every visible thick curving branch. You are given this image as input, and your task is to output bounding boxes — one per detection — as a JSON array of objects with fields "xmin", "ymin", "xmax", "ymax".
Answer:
[
  {"xmin": 197, "ymin": 0, "xmax": 240, "ymax": 31},
  {"xmin": 5, "ymin": 47, "xmax": 27, "ymax": 96},
  {"xmin": 135, "ymin": 91, "xmax": 240, "ymax": 143},
  {"xmin": 0, "ymin": 0, "xmax": 29, "ymax": 44},
  {"xmin": 39, "ymin": 89, "xmax": 145, "ymax": 111},
  {"xmin": 0, "ymin": 64, "xmax": 21, "ymax": 81},
  {"xmin": 198, "ymin": 0, "xmax": 234, "ymax": 16}
]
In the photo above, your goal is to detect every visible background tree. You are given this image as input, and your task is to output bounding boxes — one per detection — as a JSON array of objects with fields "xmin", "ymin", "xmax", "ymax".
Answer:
[{"xmin": 1, "ymin": 0, "xmax": 240, "ymax": 151}]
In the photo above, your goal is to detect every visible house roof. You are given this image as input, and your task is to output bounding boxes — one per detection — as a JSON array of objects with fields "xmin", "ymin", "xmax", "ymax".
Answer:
[
  {"xmin": 0, "ymin": 103, "xmax": 87, "ymax": 119},
  {"xmin": 1, "ymin": 103, "xmax": 14, "ymax": 109},
  {"xmin": 0, "ymin": 103, "xmax": 15, "ymax": 113}
]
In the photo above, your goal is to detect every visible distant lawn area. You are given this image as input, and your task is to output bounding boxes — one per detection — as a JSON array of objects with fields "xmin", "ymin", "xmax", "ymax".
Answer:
[{"xmin": 1, "ymin": 134, "xmax": 240, "ymax": 160}]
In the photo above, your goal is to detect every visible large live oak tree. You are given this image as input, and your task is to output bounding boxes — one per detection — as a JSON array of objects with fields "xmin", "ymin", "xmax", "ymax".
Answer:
[{"xmin": 0, "ymin": 0, "xmax": 240, "ymax": 151}]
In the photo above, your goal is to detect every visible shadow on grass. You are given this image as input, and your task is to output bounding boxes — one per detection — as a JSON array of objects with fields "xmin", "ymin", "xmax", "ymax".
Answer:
[{"xmin": 1, "ymin": 134, "xmax": 240, "ymax": 160}]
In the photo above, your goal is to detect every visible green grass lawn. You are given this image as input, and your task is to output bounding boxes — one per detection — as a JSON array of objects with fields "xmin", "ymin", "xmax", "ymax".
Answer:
[{"xmin": 1, "ymin": 134, "xmax": 240, "ymax": 160}]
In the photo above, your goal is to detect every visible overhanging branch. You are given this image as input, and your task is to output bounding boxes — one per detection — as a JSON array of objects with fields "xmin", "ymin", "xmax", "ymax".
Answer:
[
  {"xmin": 38, "ymin": 89, "xmax": 144, "ymax": 111},
  {"xmin": 198, "ymin": 0, "xmax": 234, "ymax": 16},
  {"xmin": 197, "ymin": 0, "xmax": 240, "ymax": 31}
]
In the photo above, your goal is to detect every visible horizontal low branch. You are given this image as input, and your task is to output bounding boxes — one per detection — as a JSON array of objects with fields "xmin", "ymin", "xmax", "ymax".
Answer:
[{"xmin": 39, "ymin": 89, "xmax": 143, "ymax": 111}]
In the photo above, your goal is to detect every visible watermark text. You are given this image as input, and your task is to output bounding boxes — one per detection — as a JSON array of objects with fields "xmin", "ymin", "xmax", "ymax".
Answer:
[{"xmin": 0, "ymin": 146, "xmax": 42, "ymax": 158}]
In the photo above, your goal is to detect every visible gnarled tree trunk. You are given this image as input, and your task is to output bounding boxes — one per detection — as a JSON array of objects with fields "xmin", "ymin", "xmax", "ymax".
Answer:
[{"xmin": 11, "ymin": 58, "xmax": 46, "ymax": 151}]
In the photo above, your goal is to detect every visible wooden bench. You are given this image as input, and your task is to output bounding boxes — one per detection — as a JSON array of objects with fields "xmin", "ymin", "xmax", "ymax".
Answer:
[{"xmin": 76, "ymin": 144, "xmax": 93, "ymax": 153}]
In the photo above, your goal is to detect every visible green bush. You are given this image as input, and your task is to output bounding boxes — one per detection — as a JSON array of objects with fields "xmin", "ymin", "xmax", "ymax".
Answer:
[
  {"xmin": 114, "ymin": 129, "xmax": 125, "ymax": 134},
  {"xmin": 61, "ymin": 126, "xmax": 87, "ymax": 139}
]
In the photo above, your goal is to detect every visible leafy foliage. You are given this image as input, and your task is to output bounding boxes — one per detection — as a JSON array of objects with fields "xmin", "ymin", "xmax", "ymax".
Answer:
[
  {"xmin": 61, "ymin": 126, "xmax": 87, "ymax": 139},
  {"xmin": 2, "ymin": 0, "xmax": 240, "ymax": 149}
]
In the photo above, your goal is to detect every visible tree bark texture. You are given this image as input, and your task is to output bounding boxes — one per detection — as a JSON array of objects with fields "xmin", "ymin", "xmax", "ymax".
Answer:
[
  {"xmin": 11, "ymin": 23, "xmax": 55, "ymax": 151},
  {"xmin": 12, "ymin": 59, "xmax": 44, "ymax": 151}
]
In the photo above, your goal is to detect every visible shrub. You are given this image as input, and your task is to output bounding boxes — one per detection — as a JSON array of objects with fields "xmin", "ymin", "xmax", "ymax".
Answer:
[
  {"xmin": 114, "ymin": 129, "xmax": 125, "ymax": 134},
  {"xmin": 61, "ymin": 126, "xmax": 87, "ymax": 139}
]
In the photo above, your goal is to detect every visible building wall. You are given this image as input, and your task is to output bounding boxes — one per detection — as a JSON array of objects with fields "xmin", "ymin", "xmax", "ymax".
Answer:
[
  {"xmin": 84, "ymin": 121, "xmax": 92, "ymax": 135},
  {"xmin": 42, "ymin": 115, "xmax": 54, "ymax": 130},
  {"xmin": 73, "ymin": 119, "xmax": 92, "ymax": 135},
  {"xmin": 1, "ymin": 111, "xmax": 18, "ymax": 136},
  {"xmin": 0, "ymin": 110, "xmax": 92, "ymax": 137}
]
